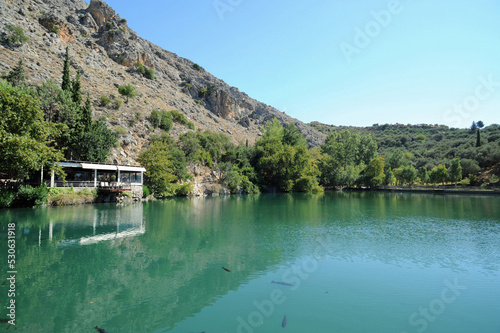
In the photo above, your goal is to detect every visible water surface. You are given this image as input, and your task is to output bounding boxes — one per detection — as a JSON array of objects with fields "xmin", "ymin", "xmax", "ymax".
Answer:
[{"xmin": 0, "ymin": 192, "xmax": 499, "ymax": 332}]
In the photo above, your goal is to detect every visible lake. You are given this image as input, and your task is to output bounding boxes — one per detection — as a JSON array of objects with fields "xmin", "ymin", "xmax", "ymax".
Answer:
[{"xmin": 1, "ymin": 192, "xmax": 499, "ymax": 332}]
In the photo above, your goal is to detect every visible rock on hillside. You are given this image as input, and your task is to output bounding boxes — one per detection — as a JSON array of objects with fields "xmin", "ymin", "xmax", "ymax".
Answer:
[{"xmin": 0, "ymin": 0, "xmax": 325, "ymax": 165}]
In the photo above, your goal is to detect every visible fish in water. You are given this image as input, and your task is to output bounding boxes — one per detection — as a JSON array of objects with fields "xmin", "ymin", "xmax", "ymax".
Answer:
[
  {"xmin": 271, "ymin": 280, "xmax": 294, "ymax": 287},
  {"xmin": 0, "ymin": 318, "xmax": 9, "ymax": 323},
  {"xmin": 1, "ymin": 281, "xmax": 6, "ymax": 285},
  {"xmin": 94, "ymin": 326, "xmax": 109, "ymax": 333},
  {"xmin": 282, "ymin": 314, "xmax": 287, "ymax": 328},
  {"xmin": 222, "ymin": 267, "xmax": 231, "ymax": 272}
]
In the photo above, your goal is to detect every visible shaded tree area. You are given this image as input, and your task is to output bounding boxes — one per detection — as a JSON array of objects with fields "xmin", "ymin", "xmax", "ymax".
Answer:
[
  {"xmin": 311, "ymin": 122, "xmax": 500, "ymax": 186},
  {"xmin": 0, "ymin": 48, "xmax": 117, "ymax": 183}
]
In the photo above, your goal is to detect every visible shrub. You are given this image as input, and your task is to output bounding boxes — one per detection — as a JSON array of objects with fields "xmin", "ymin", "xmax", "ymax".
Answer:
[
  {"xmin": 120, "ymin": 18, "xmax": 127, "ymax": 24},
  {"xmin": 176, "ymin": 183, "xmax": 193, "ymax": 196},
  {"xmin": 0, "ymin": 190, "xmax": 15, "ymax": 208},
  {"xmin": 460, "ymin": 177, "xmax": 470, "ymax": 186},
  {"xmin": 144, "ymin": 67, "xmax": 155, "ymax": 80},
  {"xmin": 193, "ymin": 63, "xmax": 201, "ymax": 71},
  {"xmin": 142, "ymin": 185, "xmax": 150, "ymax": 198},
  {"xmin": 100, "ymin": 95, "xmax": 111, "ymax": 107},
  {"xmin": 5, "ymin": 25, "xmax": 29, "ymax": 46},
  {"xmin": 415, "ymin": 134, "xmax": 426, "ymax": 141},
  {"xmin": 112, "ymin": 97, "xmax": 123, "ymax": 109},
  {"xmin": 47, "ymin": 22, "xmax": 60, "ymax": 34},
  {"xmin": 198, "ymin": 88, "xmax": 207, "ymax": 98},
  {"xmin": 15, "ymin": 184, "xmax": 48, "ymax": 207},
  {"xmin": 118, "ymin": 84, "xmax": 137, "ymax": 103},
  {"xmin": 106, "ymin": 22, "xmax": 113, "ymax": 29},
  {"xmin": 114, "ymin": 126, "xmax": 127, "ymax": 136}
]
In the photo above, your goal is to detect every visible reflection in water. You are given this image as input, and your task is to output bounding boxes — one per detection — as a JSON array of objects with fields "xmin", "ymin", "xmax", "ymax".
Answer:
[{"xmin": 0, "ymin": 193, "xmax": 499, "ymax": 332}]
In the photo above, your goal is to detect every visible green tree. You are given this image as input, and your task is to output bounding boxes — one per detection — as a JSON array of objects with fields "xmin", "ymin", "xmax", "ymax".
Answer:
[
  {"xmin": 430, "ymin": 164, "xmax": 448, "ymax": 184},
  {"xmin": 0, "ymin": 81, "xmax": 63, "ymax": 179},
  {"xmin": 386, "ymin": 148, "xmax": 407, "ymax": 170},
  {"xmin": 82, "ymin": 94, "xmax": 92, "ymax": 132},
  {"xmin": 4, "ymin": 59, "xmax": 26, "ymax": 86},
  {"xmin": 398, "ymin": 165, "xmax": 417, "ymax": 185},
  {"xmin": 448, "ymin": 158, "xmax": 462, "ymax": 185},
  {"xmin": 79, "ymin": 119, "xmax": 117, "ymax": 162},
  {"xmin": 118, "ymin": 84, "xmax": 137, "ymax": 103},
  {"xmin": 476, "ymin": 120, "xmax": 484, "ymax": 147},
  {"xmin": 178, "ymin": 131, "xmax": 202, "ymax": 163},
  {"xmin": 384, "ymin": 168, "xmax": 395, "ymax": 185},
  {"xmin": 5, "ymin": 25, "xmax": 29, "ymax": 46},
  {"xmin": 254, "ymin": 119, "xmax": 321, "ymax": 192},
  {"xmin": 71, "ymin": 70, "xmax": 82, "ymax": 105},
  {"xmin": 137, "ymin": 141, "xmax": 178, "ymax": 197},
  {"xmin": 361, "ymin": 156, "xmax": 385, "ymax": 188},
  {"xmin": 61, "ymin": 47, "xmax": 71, "ymax": 91},
  {"xmin": 417, "ymin": 166, "xmax": 429, "ymax": 184}
]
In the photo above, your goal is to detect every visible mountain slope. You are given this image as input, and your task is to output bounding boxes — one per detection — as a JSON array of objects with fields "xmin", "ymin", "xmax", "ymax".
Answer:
[{"xmin": 0, "ymin": 0, "xmax": 325, "ymax": 165}]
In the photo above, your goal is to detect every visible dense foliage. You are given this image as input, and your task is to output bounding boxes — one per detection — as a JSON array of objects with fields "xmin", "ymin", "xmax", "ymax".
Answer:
[
  {"xmin": 311, "ymin": 122, "xmax": 500, "ymax": 185},
  {"xmin": 0, "ymin": 49, "xmax": 117, "ymax": 183}
]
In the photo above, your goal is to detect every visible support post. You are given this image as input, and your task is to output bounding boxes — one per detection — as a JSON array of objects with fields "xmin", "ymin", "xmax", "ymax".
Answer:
[{"xmin": 94, "ymin": 169, "xmax": 97, "ymax": 187}]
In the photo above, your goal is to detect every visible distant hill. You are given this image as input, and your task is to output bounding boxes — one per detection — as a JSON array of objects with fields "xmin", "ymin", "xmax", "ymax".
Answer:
[
  {"xmin": 0, "ymin": 0, "xmax": 325, "ymax": 165},
  {"xmin": 310, "ymin": 121, "xmax": 500, "ymax": 178}
]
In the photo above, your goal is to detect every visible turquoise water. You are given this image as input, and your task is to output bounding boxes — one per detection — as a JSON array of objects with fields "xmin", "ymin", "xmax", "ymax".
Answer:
[{"xmin": 0, "ymin": 192, "xmax": 499, "ymax": 332}]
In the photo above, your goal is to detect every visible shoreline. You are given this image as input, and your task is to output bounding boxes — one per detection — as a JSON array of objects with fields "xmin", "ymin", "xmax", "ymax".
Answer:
[{"xmin": 366, "ymin": 186, "xmax": 500, "ymax": 195}]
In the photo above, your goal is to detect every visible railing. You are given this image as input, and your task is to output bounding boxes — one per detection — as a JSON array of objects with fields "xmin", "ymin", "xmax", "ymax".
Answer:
[{"xmin": 98, "ymin": 182, "xmax": 132, "ymax": 192}]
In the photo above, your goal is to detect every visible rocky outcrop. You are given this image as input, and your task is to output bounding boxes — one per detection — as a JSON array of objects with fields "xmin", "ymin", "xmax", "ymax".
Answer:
[{"xmin": 87, "ymin": 0, "xmax": 116, "ymax": 26}]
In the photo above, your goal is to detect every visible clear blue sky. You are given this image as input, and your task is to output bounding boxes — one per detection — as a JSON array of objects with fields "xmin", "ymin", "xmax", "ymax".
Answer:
[{"xmin": 98, "ymin": 0, "xmax": 500, "ymax": 128}]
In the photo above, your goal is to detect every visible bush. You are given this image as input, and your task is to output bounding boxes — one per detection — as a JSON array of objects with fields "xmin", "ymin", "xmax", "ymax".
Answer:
[
  {"xmin": 160, "ymin": 111, "xmax": 173, "ymax": 131},
  {"xmin": 100, "ymin": 95, "xmax": 111, "ymax": 107},
  {"xmin": 193, "ymin": 63, "xmax": 201, "ymax": 71},
  {"xmin": 118, "ymin": 84, "xmax": 137, "ymax": 103},
  {"xmin": 106, "ymin": 22, "xmax": 113, "ymax": 29},
  {"xmin": 142, "ymin": 185, "xmax": 150, "ymax": 198},
  {"xmin": 114, "ymin": 126, "xmax": 127, "ymax": 136},
  {"xmin": 144, "ymin": 67, "xmax": 155, "ymax": 80},
  {"xmin": 0, "ymin": 190, "xmax": 15, "ymax": 208},
  {"xmin": 15, "ymin": 184, "xmax": 48, "ymax": 207},
  {"xmin": 112, "ymin": 97, "xmax": 123, "ymax": 109},
  {"xmin": 47, "ymin": 22, "xmax": 60, "ymax": 34},
  {"xmin": 459, "ymin": 177, "xmax": 470, "ymax": 186},
  {"xmin": 5, "ymin": 25, "xmax": 29, "ymax": 46},
  {"xmin": 198, "ymin": 88, "xmax": 207, "ymax": 98},
  {"xmin": 176, "ymin": 183, "xmax": 193, "ymax": 196}
]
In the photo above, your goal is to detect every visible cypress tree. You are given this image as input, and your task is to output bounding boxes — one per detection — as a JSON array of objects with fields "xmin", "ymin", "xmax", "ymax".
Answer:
[
  {"xmin": 61, "ymin": 46, "xmax": 71, "ymax": 91},
  {"xmin": 5, "ymin": 59, "xmax": 26, "ymax": 86},
  {"xmin": 71, "ymin": 70, "xmax": 82, "ymax": 105},
  {"xmin": 82, "ymin": 93, "xmax": 92, "ymax": 132},
  {"xmin": 476, "ymin": 129, "xmax": 481, "ymax": 147}
]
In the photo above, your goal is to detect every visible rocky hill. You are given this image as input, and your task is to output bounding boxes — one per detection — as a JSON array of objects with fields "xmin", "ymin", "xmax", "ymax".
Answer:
[{"xmin": 0, "ymin": 0, "xmax": 325, "ymax": 165}]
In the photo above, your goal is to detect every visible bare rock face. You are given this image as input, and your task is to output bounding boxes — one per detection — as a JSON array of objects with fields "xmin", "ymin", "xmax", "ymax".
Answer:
[
  {"xmin": 87, "ymin": 0, "xmax": 116, "ymax": 26},
  {"xmin": 39, "ymin": 13, "xmax": 75, "ymax": 43},
  {"xmin": 208, "ymin": 89, "xmax": 238, "ymax": 120}
]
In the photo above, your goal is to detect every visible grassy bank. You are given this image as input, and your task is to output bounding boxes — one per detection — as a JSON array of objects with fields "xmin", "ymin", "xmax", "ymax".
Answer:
[{"xmin": 47, "ymin": 187, "xmax": 98, "ymax": 206}]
